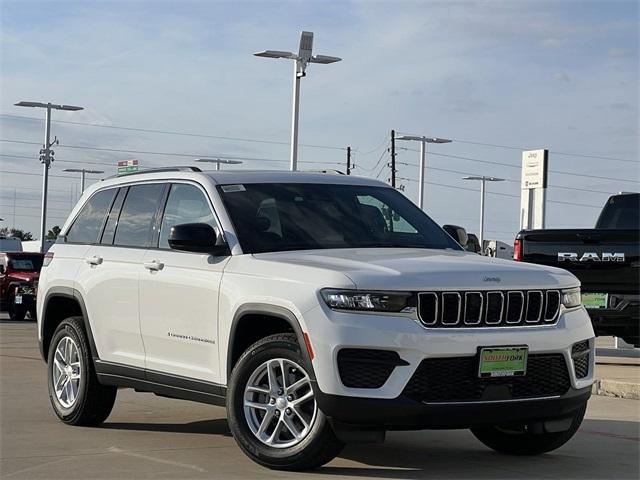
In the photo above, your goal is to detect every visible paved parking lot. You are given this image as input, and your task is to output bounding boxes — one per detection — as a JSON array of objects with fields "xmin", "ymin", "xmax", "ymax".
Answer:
[{"xmin": 1, "ymin": 316, "xmax": 638, "ymax": 479}]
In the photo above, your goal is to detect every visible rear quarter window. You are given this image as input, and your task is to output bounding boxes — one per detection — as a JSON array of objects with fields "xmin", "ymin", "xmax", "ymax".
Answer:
[{"xmin": 66, "ymin": 189, "xmax": 117, "ymax": 244}]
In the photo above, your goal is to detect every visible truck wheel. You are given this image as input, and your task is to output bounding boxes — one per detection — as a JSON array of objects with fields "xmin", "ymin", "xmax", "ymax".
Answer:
[
  {"xmin": 227, "ymin": 333, "xmax": 344, "ymax": 471},
  {"xmin": 471, "ymin": 404, "xmax": 586, "ymax": 455},
  {"xmin": 7, "ymin": 294, "xmax": 26, "ymax": 321},
  {"xmin": 47, "ymin": 316, "xmax": 117, "ymax": 426}
]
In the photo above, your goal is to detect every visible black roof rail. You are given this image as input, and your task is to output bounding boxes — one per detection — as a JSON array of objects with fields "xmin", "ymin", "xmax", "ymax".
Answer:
[{"xmin": 104, "ymin": 166, "xmax": 202, "ymax": 180}]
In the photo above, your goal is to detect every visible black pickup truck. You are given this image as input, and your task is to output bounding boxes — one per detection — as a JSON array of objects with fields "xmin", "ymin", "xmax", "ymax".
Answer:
[{"xmin": 514, "ymin": 192, "xmax": 639, "ymax": 346}]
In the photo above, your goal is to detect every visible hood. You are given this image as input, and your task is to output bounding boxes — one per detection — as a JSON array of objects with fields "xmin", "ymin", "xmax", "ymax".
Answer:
[
  {"xmin": 252, "ymin": 248, "xmax": 578, "ymax": 291},
  {"xmin": 9, "ymin": 271, "xmax": 39, "ymax": 283}
]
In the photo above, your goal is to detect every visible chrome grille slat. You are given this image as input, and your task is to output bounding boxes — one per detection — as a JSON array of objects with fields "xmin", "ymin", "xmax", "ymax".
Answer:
[
  {"xmin": 441, "ymin": 292, "xmax": 462, "ymax": 325},
  {"xmin": 525, "ymin": 291, "xmax": 543, "ymax": 323},
  {"xmin": 417, "ymin": 289, "xmax": 560, "ymax": 328}
]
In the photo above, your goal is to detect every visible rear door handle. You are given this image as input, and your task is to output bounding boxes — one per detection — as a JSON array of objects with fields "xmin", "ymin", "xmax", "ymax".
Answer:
[
  {"xmin": 86, "ymin": 255, "xmax": 103, "ymax": 266},
  {"xmin": 143, "ymin": 260, "xmax": 164, "ymax": 271}
]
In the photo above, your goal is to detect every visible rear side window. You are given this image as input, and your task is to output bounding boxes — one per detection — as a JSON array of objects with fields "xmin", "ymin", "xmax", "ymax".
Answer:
[
  {"xmin": 66, "ymin": 189, "xmax": 117, "ymax": 244},
  {"xmin": 113, "ymin": 184, "xmax": 165, "ymax": 248},
  {"xmin": 596, "ymin": 194, "xmax": 639, "ymax": 229},
  {"xmin": 100, "ymin": 188, "xmax": 128, "ymax": 245}
]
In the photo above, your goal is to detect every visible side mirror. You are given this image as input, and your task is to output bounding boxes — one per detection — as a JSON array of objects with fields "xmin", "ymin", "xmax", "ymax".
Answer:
[
  {"xmin": 443, "ymin": 224, "xmax": 468, "ymax": 248},
  {"xmin": 168, "ymin": 223, "xmax": 228, "ymax": 255}
]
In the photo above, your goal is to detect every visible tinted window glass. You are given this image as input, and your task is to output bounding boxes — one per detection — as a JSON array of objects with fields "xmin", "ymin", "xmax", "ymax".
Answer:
[
  {"xmin": 66, "ymin": 189, "xmax": 116, "ymax": 244},
  {"xmin": 8, "ymin": 256, "xmax": 43, "ymax": 271},
  {"xmin": 113, "ymin": 184, "xmax": 165, "ymax": 247},
  {"xmin": 159, "ymin": 184, "xmax": 217, "ymax": 248},
  {"xmin": 217, "ymin": 183, "xmax": 460, "ymax": 254},
  {"xmin": 100, "ymin": 188, "xmax": 128, "ymax": 245},
  {"xmin": 596, "ymin": 194, "xmax": 639, "ymax": 229}
]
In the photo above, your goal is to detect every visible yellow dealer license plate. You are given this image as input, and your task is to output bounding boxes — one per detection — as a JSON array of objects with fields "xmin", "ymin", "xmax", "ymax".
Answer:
[{"xmin": 478, "ymin": 346, "xmax": 528, "ymax": 378}]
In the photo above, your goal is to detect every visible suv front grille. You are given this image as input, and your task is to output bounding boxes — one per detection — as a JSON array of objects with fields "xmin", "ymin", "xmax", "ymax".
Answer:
[
  {"xmin": 418, "ymin": 290, "xmax": 561, "ymax": 328},
  {"xmin": 402, "ymin": 354, "xmax": 570, "ymax": 403}
]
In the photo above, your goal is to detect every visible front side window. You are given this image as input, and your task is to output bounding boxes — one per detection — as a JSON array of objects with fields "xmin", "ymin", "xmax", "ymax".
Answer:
[
  {"xmin": 66, "ymin": 188, "xmax": 117, "ymax": 244},
  {"xmin": 158, "ymin": 184, "xmax": 217, "ymax": 249},
  {"xmin": 217, "ymin": 183, "xmax": 460, "ymax": 254},
  {"xmin": 113, "ymin": 184, "xmax": 165, "ymax": 248}
]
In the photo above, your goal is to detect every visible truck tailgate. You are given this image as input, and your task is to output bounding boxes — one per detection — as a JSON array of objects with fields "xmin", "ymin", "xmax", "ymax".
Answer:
[{"xmin": 520, "ymin": 229, "xmax": 639, "ymax": 293}]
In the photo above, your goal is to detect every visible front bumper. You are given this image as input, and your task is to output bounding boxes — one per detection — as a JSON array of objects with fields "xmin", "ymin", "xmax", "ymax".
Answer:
[
  {"xmin": 303, "ymin": 304, "xmax": 595, "ymax": 399},
  {"xmin": 315, "ymin": 384, "xmax": 591, "ymax": 430}
]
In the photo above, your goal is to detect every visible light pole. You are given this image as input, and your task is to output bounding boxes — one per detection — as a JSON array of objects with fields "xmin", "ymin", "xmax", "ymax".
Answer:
[
  {"xmin": 462, "ymin": 175, "xmax": 505, "ymax": 251},
  {"xmin": 396, "ymin": 135, "xmax": 451, "ymax": 210},
  {"xmin": 14, "ymin": 101, "xmax": 83, "ymax": 253},
  {"xmin": 195, "ymin": 158, "xmax": 243, "ymax": 171},
  {"xmin": 254, "ymin": 31, "xmax": 341, "ymax": 171},
  {"xmin": 63, "ymin": 168, "xmax": 105, "ymax": 192}
]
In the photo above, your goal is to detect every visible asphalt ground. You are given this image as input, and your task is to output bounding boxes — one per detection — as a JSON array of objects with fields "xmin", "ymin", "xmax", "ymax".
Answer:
[{"xmin": 1, "ymin": 315, "xmax": 639, "ymax": 479}]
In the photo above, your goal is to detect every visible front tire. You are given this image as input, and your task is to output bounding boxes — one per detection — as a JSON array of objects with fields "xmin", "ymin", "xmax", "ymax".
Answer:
[
  {"xmin": 47, "ymin": 316, "xmax": 117, "ymax": 426},
  {"xmin": 471, "ymin": 404, "xmax": 587, "ymax": 455},
  {"xmin": 227, "ymin": 333, "xmax": 344, "ymax": 471}
]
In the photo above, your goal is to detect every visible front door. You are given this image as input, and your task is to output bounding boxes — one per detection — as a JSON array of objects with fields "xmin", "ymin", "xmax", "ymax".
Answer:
[{"xmin": 139, "ymin": 183, "xmax": 228, "ymax": 384}]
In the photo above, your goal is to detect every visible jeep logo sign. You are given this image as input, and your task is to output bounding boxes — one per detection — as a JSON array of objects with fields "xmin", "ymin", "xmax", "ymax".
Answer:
[{"xmin": 558, "ymin": 252, "xmax": 625, "ymax": 262}]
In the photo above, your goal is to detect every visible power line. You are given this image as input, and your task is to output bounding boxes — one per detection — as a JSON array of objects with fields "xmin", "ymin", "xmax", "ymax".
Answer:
[
  {"xmin": 396, "ymin": 176, "xmax": 603, "ymax": 209},
  {"xmin": 401, "ymin": 148, "xmax": 639, "ymax": 185},
  {"xmin": 0, "ymin": 113, "xmax": 346, "ymax": 151},
  {"xmin": 396, "ymin": 131, "xmax": 638, "ymax": 164},
  {"xmin": 396, "ymin": 160, "xmax": 617, "ymax": 195},
  {"xmin": 0, "ymin": 138, "xmax": 342, "ymax": 166}
]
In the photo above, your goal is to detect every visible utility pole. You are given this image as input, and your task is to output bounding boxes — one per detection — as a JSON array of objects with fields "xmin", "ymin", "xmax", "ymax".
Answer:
[
  {"xmin": 346, "ymin": 146, "xmax": 351, "ymax": 175},
  {"xmin": 14, "ymin": 101, "xmax": 83, "ymax": 252},
  {"xmin": 12, "ymin": 188, "xmax": 16, "ymax": 229},
  {"xmin": 390, "ymin": 129, "xmax": 396, "ymax": 188}
]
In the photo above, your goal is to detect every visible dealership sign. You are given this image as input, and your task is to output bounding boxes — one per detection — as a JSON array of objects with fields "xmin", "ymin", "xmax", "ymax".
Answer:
[
  {"xmin": 521, "ymin": 149, "xmax": 548, "ymax": 190},
  {"xmin": 117, "ymin": 159, "xmax": 139, "ymax": 176}
]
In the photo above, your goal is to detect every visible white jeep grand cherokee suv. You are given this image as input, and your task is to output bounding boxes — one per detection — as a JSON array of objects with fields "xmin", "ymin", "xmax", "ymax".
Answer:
[{"xmin": 37, "ymin": 167, "xmax": 594, "ymax": 470}]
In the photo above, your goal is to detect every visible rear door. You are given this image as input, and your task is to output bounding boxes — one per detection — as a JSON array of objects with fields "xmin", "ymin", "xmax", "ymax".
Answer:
[
  {"xmin": 75, "ymin": 183, "xmax": 166, "ymax": 368},
  {"xmin": 139, "ymin": 182, "xmax": 229, "ymax": 384}
]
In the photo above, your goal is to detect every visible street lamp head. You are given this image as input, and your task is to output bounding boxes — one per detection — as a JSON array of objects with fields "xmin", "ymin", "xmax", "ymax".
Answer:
[
  {"xmin": 15, "ymin": 101, "xmax": 46, "ymax": 108},
  {"xmin": 396, "ymin": 134, "xmax": 451, "ymax": 144},
  {"xmin": 254, "ymin": 50, "xmax": 296, "ymax": 59},
  {"xmin": 15, "ymin": 101, "xmax": 83, "ymax": 111},
  {"xmin": 309, "ymin": 54, "xmax": 342, "ymax": 64},
  {"xmin": 195, "ymin": 158, "xmax": 243, "ymax": 165},
  {"xmin": 58, "ymin": 105, "xmax": 84, "ymax": 111},
  {"xmin": 63, "ymin": 168, "xmax": 104, "ymax": 174},
  {"xmin": 463, "ymin": 176, "xmax": 505, "ymax": 182}
]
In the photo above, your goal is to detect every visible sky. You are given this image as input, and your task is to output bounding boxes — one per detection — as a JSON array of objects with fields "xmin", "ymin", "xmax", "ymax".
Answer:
[{"xmin": 1, "ymin": 0, "xmax": 638, "ymax": 241}]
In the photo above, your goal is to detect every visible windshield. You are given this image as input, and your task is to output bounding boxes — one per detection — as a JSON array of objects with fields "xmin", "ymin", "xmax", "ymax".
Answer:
[
  {"xmin": 596, "ymin": 194, "xmax": 639, "ymax": 229},
  {"xmin": 8, "ymin": 256, "xmax": 43, "ymax": 271},
  {"xmin": 217, "ymin": 183, "xmax": 461, "ymax": 254}
]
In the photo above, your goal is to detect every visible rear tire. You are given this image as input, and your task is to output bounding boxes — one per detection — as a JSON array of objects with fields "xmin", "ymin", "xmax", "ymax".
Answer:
[
  {"xmin": 47, "ymin": 316, "xmax": 117, "ymax": 426},
  {"xmin": 227, "ymin": 333, "xmax": 344, "ymax": 471},
  {"xmin": 471, "ymin": 404, "xmax": 587, "ymax": 455}
]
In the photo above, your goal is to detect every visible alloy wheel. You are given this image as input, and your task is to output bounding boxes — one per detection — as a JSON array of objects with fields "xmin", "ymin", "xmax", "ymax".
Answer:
[
  {"xmin": 52, "ymin": 336, "xmax": 82, "ymax": 408},
  {"xmin": 243, "ymin": 358, "xmax": 317, "ymax": 448}
]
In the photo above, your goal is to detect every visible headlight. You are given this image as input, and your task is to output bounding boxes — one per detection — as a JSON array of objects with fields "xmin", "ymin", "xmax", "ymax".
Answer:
[
  {"xmin": 321, "ymin": 289, "xmax": 413, "ymax": 312},
  {"xmin": 561, "ymin": 288, "xmax": 581, "ymax": 308}
]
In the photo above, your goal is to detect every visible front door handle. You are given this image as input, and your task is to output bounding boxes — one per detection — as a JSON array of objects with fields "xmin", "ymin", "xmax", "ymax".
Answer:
[
  {"xmin": 86, "ymin": 255, "xmax": 103, "ymax": 266},
  {"xmin": 143, "ymin": 260, "xmax": 164, "ymax": 271}
]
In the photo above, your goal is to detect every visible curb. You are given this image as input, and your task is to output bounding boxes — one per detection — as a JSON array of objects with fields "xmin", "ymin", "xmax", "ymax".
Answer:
[{"xmin": 592, "ymin": 379, "xmax": 640, "ymax": 400}]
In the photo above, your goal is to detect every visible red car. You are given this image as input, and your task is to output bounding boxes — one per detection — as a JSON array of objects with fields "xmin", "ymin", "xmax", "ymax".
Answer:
[{"xmin": 0, "ymin": 252, "xmax": 44, "ymax": 321}]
